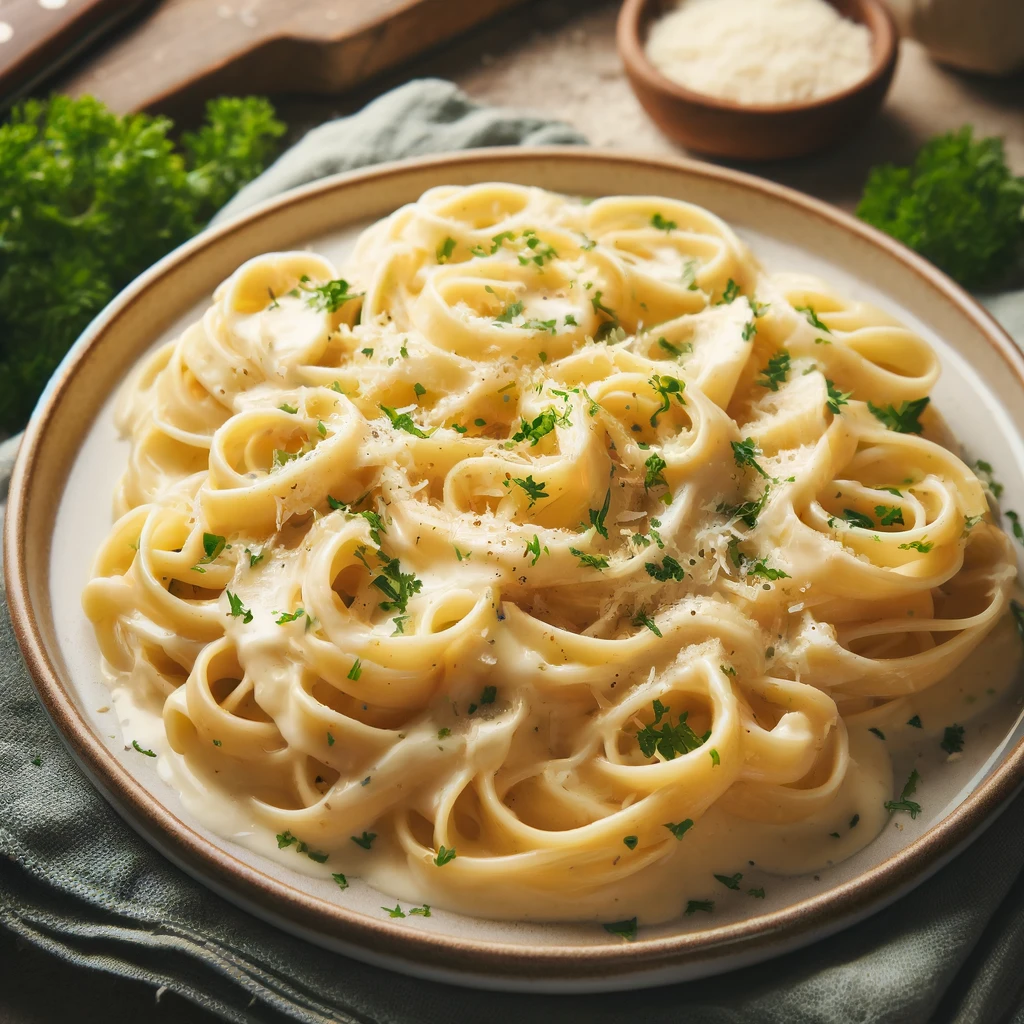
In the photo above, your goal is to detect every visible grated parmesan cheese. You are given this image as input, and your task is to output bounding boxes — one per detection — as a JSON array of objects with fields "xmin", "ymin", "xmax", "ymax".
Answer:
[{"xmin": 646, "ymin": 0, "xmax": 873, "ymax": 106}]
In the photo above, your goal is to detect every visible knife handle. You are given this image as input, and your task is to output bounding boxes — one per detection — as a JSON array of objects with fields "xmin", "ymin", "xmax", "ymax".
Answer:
[{"xmin": 0, "ymin": 0, "xmax": 156, "ymax": 110}]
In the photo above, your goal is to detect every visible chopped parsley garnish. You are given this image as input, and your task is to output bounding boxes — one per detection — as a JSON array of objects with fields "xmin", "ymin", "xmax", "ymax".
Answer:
[
  {"xmin": 275, "ymin": 607, "xmax": 306, "ymax": 625},
  {"xmin": 638, "ymin": 700, "xmax": 705, "ymax": 760},
  {"xmin": 524, "ymin": 534, "xmax": 549, "ymax": 566},
  {"xmin": 633, "ymin": 609, "xmax": 662, "ymax": 638},
  {"xmin": 372, "ymin": 555, "xmax": 423, "ymax": 616},
  {"xmin": 347, "ymin": 659, "xmax": 362, "ymax": 681},
  {"xmin": 709, "ymin": 748, "xmax": 720, "ymax": 766},
  {"xmin": 750, "ymin": 299, "xmax": 770, "ymax": 318},
  {"xmin": 225, "ymin": 589, "xmax": 253, "ymax": 623},
  {"xmin": 718, "ymin": 485, "xmax": 770, "ymax": 529},
  {"xmin": 843, "ymin": 508, "xmax": 875, "ymax": 529},
  {"xmin": 511, "ymin": 407, "xmax": 567, "ymax": 446},
  {"xmin": 450, "ymin": 423, "xmax": 468, "ymax": 434},
  {"xmin": 332, "ymin": 873, "xmax": 348, "ymax": 890},
  {"xmin": 351, "ymin": 832, "xmax": 377, "ymax": 850},
  {"xmin": 434, "ymin": 845, "xmax": 457, "ymax": 866},
  {"xmin": 899, "ymin": 539, "xmax": 933, "ymax": 552},
  {"xmin": 875, "ymin": 504, "xmax": 905, "ymax": 526},
  {"xmin": 603, "ymin": 918, "xmax": 637, "ymax": 940},
  {"xmin": 512, "ymin": 475, "xmax": 548, "ymax": 508},
  {"xmin": 665, "ymin": 819, "xmax": 694, "ymax": 840},
  {"xmin": 884, "ymin": 769, "xmax": 922, "ymax": 818},
  {"xmin": 278, "ymin": 402, "xmax": 297, "ymax": 414},
  {"xmin": 651, "ymin": 211, "xmax": 676, "ymax": 232},
  {"xmin": 1006, "ymin": 510, "xmax": 1024, "ymax": 546},
  {"xmin": 685, "ymin": 900, "xmax": 714, "ymax": 915},
  {"xmin": 741, "ymin": 319, "xmax": 757, "ymax": 342},
  {"xmin": 591, "ymin": 290, "xmax": 617, "ymax": 321},
  {"xmin": 413, "ymin": 382, "xmax": 426, "ymax": 398},
  {"xmin": 437, "ymin": 727, "xmax": 451, "ymax": 740},
  {"xmin": 132, "ymin": 739, "xmax": 156, "ymax": 757},
  {"xmin": 963, "ymin": 514, "xmax": 984, "ymax": 535},
  {"xmin": 275, "ymin": 831, "xmax": 326, "ymax": 862},
  {"xmin": 383, "ymin": 904, "xmax": 406, "ymax": 918},
  {"xmin": 495, "ymin": 299, "xmax": 524, "ymax": 324},
  {"xmin": 714, "ymin": 872, "xmax": 742, "ymax": 890},
  {"xmin": 869, "ymin": 727, "xmax": 886, "ymax": 740},
  {"xmin": 409, "ymin": 905, "xmax": 431, "ymax": 917},
  {"xmin": 941, "ymin": 724, "xmax": 965, "ymax": 754},
  {"xmin": 868, "ymin": 397, "xmax": 930, "ymax": 435},
  {"xmin": 826, "ymin": 380, "xmax": 852, "ymax": 414},
  {"xmin": 850, "ymin": 814, "xmax": 860, "ymax": 828},
  {"xmin": 649, "ymin": 374, "xmax": 685, "ymax": 427},
  {"xmin": 436, "ymin": 236, "xmax": 456, "ymax": 263},
  {"xmin": 644, "ymin": 451, "xmax": 669, "ymax": 491},
  {"xmin": 907, "ymin": 715, "xmax": 922, "ymax": 728},
  {"xmin": 246, "ymin": 547, "xmax": 264, "ymax": 567},
  {"xmin": 758, "ymin": 351, "xmax": 790, "ymax": 391},
  {"xmin": 454, "ymin": 546, "xmax": 470, "ymax": 562},
  {"xmin": 645, "ymin": 555, "xmax": 685, "ymax": 582},
  {"xmin": 191, "ymin": 532, "xmax": 226, "ymax": 572},
  {"xmin": 317, "ymin": 420, "xmax": 327, "ymax": 436},
  {"xmin": 589, "ymin": 489, "xmax": 611, "ymax": 538},
  {"xmin": 748, "ymin": 887, "xmax": 766, "ymax": 899},
  {"xmin": 1011, "ymin": 599, "xmax": 1024, "ymax": 645},
  {"xmin": 522, "ymin": 318, "xmax": 557, "ymax": 334},
  {"xmin": 380, "ymin": 404, "xmax": 433, "ymax": 438},
  {"xmin": 745, "ymin": 557, "xmax": 790, "ymax": 581},
  {"xmin": 795, "ymin": 304, "xmax": 830, "ymax": 332},
  {"xmin": 975, "ymin": 460, "xmax": 1004, "ymax": 498},
  {"xmin": 361, "ymin": 347, "xmax": 374, "ymax": 358},
  {"xmin": 302, "ymin": 277, "xmax": 362, "ymax": 313},
  {"xmin": 717, "ymin": 279, "xmax": 740, "ymax": 305},
  {"xmin": 623, "ymin": 836, "xmax": 639, "ymax": 850},
  {"xmin": 480, "ymin": 685, "xmax": 497, "ymax": 706},
  {"xmin": 518, "ymin": 229, "xmax": 558, "ymax": 267},
  {"xmin": 658, "ymin": 337, "xmax": 693, "ymax": 358},
  {"xmin": 569, "ymin": 547, "xmax": 609, "ymax": 571},
  {"xmin": 731, "ymin": 438, "xmax": 770, "ymax": 479}
]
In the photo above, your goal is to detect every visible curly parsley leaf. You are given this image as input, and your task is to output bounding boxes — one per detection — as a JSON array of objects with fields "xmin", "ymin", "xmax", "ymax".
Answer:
[
  {"xmin": 758, "ymin": 351, "xmax": 790, "ymax": 391},
  {"xmin": 856, "ymin": 127, "xmax": 1024, "ymax": 290},
  {"xmin": 380, "ymin": 404, "xmax": 433, "ymax": 438},
  {"xmin": 868, "ymin": 398, "xmax": 930, "ymax": 435},
  {"xmin": 732, "ymin": 438, "xmax": 770, "ymax": 479},
  {"xmin": 512, "ymin": 475, "xmax": 548, "ymax": 508}
]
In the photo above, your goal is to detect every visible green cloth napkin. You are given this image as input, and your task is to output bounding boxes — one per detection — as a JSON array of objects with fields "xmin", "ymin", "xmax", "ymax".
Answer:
[{"xmin": 2, "ymin": 77, "xmax": 1024, "ymax": 1024}]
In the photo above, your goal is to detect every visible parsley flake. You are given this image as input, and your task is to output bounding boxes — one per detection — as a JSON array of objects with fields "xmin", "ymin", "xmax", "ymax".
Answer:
[
  {"xmin": 225, "ymin": 589, "xmax": 253, "ymax": 624},
  {"xmin": 884, "ymin": 769, "xmax": 922, "ymax": 818},
  {"xmin": 758, "ymin": 351, "xmax": 790, "ymax": 391},
  {"xmin": 868, "ymin": 398, "xmax": 930, "ymax": 435}
]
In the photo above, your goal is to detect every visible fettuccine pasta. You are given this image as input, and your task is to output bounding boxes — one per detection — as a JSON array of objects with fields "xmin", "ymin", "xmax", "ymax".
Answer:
[{"xmin": 83, "ymin": 184, "xmax": 1018, "ymax": 924}]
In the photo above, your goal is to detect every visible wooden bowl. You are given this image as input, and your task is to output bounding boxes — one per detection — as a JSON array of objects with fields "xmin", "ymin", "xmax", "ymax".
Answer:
[{"xmin": 617, "ymin": 0, "xmax": 899, "ymax": 161}]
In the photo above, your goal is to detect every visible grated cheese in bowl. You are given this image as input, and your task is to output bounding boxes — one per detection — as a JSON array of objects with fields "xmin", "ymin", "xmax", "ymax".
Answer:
[{"xmin": 645, "ymin": 0, "xmax": 874, "ymax": 107}]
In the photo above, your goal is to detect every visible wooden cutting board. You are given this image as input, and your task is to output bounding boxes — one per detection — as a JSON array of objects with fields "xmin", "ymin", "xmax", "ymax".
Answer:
[{"xmin": 60, "ymin": 0, "xmax": 532, "ymax": 116}]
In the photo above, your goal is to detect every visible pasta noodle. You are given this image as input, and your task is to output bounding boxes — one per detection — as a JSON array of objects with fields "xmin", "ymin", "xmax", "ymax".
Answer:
[{"xmin": 83, "ymin": 184, "xmax": 1018, "ymax": 924}]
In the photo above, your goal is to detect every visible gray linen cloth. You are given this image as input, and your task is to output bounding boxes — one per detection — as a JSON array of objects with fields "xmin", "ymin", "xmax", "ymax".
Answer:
[{"xmin": 2, "ymin": 77, "xmax": 1024, "ymax": 1024}]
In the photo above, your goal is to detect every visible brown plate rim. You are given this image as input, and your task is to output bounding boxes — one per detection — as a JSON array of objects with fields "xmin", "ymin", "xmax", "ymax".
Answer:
[{"xmin": 6, "ymin": 145, "xmax": 1024, "ymax": 982}]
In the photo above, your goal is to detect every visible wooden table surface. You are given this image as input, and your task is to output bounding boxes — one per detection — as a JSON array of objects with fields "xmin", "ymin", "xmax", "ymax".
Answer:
[{"xmin": 4, "ymin": 1, "xmax": 1023, "ymax": 1021}]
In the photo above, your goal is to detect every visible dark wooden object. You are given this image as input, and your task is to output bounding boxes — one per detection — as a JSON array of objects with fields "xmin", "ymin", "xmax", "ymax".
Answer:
[
  {"xmin": 58, "ymin": 0, "xmax": 533, "ymax": 117},
  {"xmin": 0, "ymin": 0, "xmax": 155, "ymax": 111}
]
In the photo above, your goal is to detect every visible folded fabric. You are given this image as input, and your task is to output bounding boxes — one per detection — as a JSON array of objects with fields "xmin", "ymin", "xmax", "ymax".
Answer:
[{"xmin": 2, "ymin": 76, "xmax": 1024, "ymax": 1024}]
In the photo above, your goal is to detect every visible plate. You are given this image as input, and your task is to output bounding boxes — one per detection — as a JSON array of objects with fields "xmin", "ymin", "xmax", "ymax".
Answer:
[{"xmin": 7, "ymin": 148, "xmax": 1024, "ymax": 992}]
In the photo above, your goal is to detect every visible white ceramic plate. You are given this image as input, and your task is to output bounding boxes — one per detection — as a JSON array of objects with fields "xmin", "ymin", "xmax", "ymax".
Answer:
[{"xmin": 7, "ymin": 149, "xmax": 1024, "ymax": 992}]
